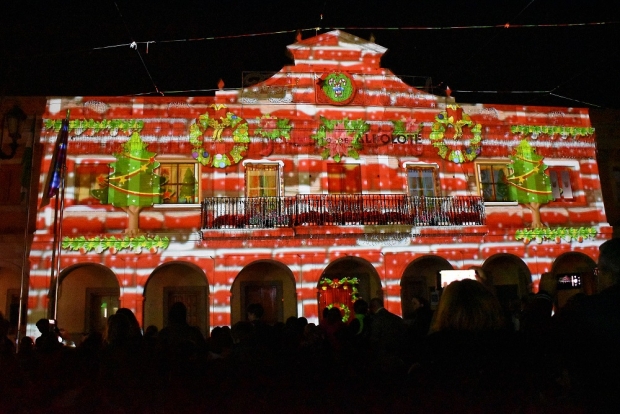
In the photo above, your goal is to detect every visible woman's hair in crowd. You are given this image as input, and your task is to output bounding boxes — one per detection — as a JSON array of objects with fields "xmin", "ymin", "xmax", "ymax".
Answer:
[{"xmin": 433, "ymin": 278, "xmax": 505, "ymax": 332}]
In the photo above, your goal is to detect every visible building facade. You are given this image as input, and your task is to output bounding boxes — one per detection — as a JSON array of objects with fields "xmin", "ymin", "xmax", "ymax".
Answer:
[
  {"xmin": 0, "ymin": 97, "xmax": 45, "ymax": 339},
  {"xmin": 24, "ymin": 31, "xmax": 612, "ymax": 341}
]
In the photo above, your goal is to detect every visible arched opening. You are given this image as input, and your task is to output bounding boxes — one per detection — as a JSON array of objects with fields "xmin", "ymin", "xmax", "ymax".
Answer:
[
  {"xmin": 144, "ymin": 262, "xmax": 209, "ymax": 337},
  {"xmin": 231, "ymin": 260, "xmax": 296, "ymax": 326},
  {"xmin": 482, "ymin": 254, "xmax": 532, "ymax": 315},
  {"xmin": 318, "ymin": 257, "xmax": 382, "ymax": 320},
  {"xmin": 401, "ymin": 255, "xmax": 453, "ymax": 317},
  {"xmin": 56, "ymin": 264, "xmax": 119, "ymax": 344},
  {"xmin": 551, "ymin": 251, "xmax": 597, "ymax": 307}
]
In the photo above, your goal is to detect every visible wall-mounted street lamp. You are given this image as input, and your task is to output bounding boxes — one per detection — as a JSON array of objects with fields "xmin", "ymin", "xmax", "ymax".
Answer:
[{"xmin": 0, "ymin": 105, "xmax": 27, "ymax": 160}]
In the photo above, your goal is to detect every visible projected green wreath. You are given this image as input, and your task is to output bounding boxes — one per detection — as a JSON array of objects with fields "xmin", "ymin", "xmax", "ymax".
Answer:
[
  {"xmin": 321, "ymin": 72, "xmax": 355, "ymax": 104},
  {"xmin": 429, "ymin": 105, "xmax": 483, "ymax": 163},
  {"xmin": 189, "ymin": 107, "xmax": 250, "ymax": 168}
]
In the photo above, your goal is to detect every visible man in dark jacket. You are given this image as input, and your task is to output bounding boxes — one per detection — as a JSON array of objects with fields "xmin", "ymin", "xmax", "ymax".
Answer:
[{"xmin": 369, "ymin": 297, "xmax": 405, "ymax": 373}]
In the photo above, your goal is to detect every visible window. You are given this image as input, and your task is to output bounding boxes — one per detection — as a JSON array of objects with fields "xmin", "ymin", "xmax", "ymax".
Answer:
[
  {"xmin": 407, "ymin": 165, "xmax": 438, "ymax": 197},
  {"xmin": 245, "ymin": 163, "xmax": 280, "ymax": 197},
  {"xmin": 75, "ymin": 162, "xmax": 110, "ymax": 205},
  {"xmin": 477, "ymin": 162, "xmax": 511, "ymax": 202},
  {"xmin": 548, "ymin": 167, "xmax": 574, "ymax": 200},
  {"xmin": 159, "ymin": 162, "xmax": 199, "ymax": 204},
  {"xmin": 327, "ymin": 163, "xmax": 361, "ymax": 194}
]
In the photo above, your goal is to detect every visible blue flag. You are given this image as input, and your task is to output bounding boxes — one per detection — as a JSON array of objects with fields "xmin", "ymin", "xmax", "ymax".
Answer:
[{"xmin": 40, "ymin": 115, "xmax": 69, "ymax": 207}]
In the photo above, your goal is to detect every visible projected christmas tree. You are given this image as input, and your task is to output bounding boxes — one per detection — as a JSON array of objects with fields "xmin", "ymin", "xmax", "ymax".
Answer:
[
  {"xmin": 506, "ymin": 140, "xmax": 554, "ymax": 229},
  {"xmin": 179, "ymin": 168, "xmax": 196, "ymax": 203},
  {"xmin": 92, "ymin": 132, "xmax": 164, "ymax": 235}
]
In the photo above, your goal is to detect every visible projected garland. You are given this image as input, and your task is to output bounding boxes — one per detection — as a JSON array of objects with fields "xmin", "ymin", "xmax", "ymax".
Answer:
[
  {"xmin": 189, "ymin": 105, "xmax": 250, "ymax": 168},
  {"xmin": 255, "ymin": 115, "xmax": 292, "ymax": 156},
  {"xmin": 45, "ymin": 118, "xmax": 144, "ymax": 136},
  {"xmin": 62, "ymin": 235, "xmax": 170, "ymax": 254},
  {"xmin": 392, "ymin": 117, "xmax": 421, "ymax": 139},
  {"xmin": 255, "ymin": 115, "xmax": 292, "ymax": 140},
  {"xmin": 429, "ymin": 104, "xmax": 482, "ymax": 163},
  {"xmin": 319, "ymin": 277, "xmax": 360, "ymax": 323},
  {"xmin": 312, "ymin": 117, "xmax": 369, "ymax": 162}
]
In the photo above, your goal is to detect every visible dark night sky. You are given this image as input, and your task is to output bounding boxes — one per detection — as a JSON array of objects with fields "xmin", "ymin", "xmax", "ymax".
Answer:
[{"xmin": 1, "ymin": 0, "xmax": 619, "ymax": 109}]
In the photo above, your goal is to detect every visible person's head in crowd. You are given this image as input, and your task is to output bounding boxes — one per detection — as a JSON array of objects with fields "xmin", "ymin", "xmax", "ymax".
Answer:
[
  {"xmin": 105, "ymin": 313, "xmax": 131, "ymax": 346},
  {"xmin": 231, "ymin": 321, "xmax": 255, "ymax": 344},
  {"xmin": 168, "ymin": 302, "xmax": 188, "ymax": 325},
  {"xmin": 285, "ymin": 316, "xmax": 298, "ymax": 329},
  {"xmin": 326, "ymin": 306, "xmax": 343, "ymax": 324},
  {"xmin": 144, "ymin": 325, "xmax": 158, "ymax": 339},
  {"xmin": 597, "ymin": 238, "xmax": 620, "ymax": 291},
  {"xmin": 353, "ymin": 299, "xmax": 369, "ymax": 316},
  {"xmin": 0, "ymin": 312, "xmax": 10, "ymax": 337},
  {"xmin": 411, "ymin": 295, "xmax": 430, "ymax": 313},
  {"xmin": 79, "ymin": 331, "xmax": 104, "ymax": 352},
  {"xmin": 35, "ymin": 318, "xmax": 50, "ymax": 334},
  {"xmin": 116, "ymin": 308, "xmax": 142, "ymax": 338},
  {"xmin": 210, "ymin": 326, "xmax": 233, "ymax": 353},
  {"xmin": 433, "ymin": 279, "xmax": 505, "ymax": 332},
  {"xmin": 18, "ymin": 336, "xmax": 34, "ymax": 354},
  {"xmin": 246, "ymin": 303, "xmax": 264, "ymax": 322},
  {"xmin": 297, "ymin": 317, "xmax": 308, "ymax": 329},
  {"xmin": 369, "ymin": 297, "xmax": 384, "ymax": 314}
]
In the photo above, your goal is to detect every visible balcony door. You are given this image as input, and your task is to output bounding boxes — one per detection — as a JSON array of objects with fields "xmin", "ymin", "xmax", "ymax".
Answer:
[
  {"xmin": 245, "ymin": 163, "xmax": 280, "ymax": 197},
  {"xmin": 327, "ymin": 163, "xmax": 361, "ymax": 194}
]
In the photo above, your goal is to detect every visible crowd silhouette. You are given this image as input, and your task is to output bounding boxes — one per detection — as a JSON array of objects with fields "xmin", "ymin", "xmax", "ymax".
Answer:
[{"xmin": 1, "ymin": 238, "xmax": 619, "ymax": 413}]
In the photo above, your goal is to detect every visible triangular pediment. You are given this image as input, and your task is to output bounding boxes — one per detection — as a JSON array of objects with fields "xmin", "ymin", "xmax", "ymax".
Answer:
[
  {"xmin": 287, "ymin": 30, "xmax": 387, "ymax": 69},
  {"xmin": 230, "ymin": 30, "xmax": 436, "ymax": 107}
]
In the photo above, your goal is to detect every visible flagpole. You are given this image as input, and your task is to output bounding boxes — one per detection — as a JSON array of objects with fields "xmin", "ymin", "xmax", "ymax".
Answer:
[
  {"xmin": 53, "ymin": 162, "xmax": 67, "ymax": 320},
  {"xmin": 16, "ymin": 114, "xmax": 36, "ymax": 351},
  {"xmin": 42, "ymin": 110, "xmax": 70, "ymax": 321},
  {"xmin": 48, "ymin": 192, "xmax": 58, "ymax": 319}
]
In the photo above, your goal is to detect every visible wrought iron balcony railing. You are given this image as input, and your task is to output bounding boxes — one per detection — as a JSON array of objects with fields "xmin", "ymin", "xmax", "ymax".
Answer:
[{"xmin": 201, "ymin": 195, "xmax": 485, "ymax": 230}]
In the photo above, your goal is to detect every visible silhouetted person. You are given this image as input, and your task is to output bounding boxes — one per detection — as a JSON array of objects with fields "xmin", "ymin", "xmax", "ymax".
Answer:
[
  {"xmin": 552, "ymin": 238, "xmax": 620, "ymax": 411},
  {"xmin": 115, "ymin": 307, "xmax": 142, "ymax": 349},
  {"xmin": 0, "ymin": 313, "xmax": 21, "ymax": 412},
  {"xmin": 208, "ymin": 326, "xmax": 233, "ymax": 359},
  {"xmin": 99, "ymin": 312, "xmax": 144, "ymax": 411},
  {"xmin": 406, "ymin": 295, "xmax": 433, "ymax": 339},
  {"xmin": 344, "ymin": 299, "xmax": 372, "ymax": 371},
  {"xmin": 369, "ymin": 297, "xmax": 405, "ymax": 374},
  {"xmin": 0, "ymin": 312, "xmax": 14, "ymax": 355},
  {"xmin": 348, "ymin": 299, "xmax": 370, "ymax": 339},
  {"xmin": 157, "ymin": 302, "xmax": 207, "ymax": 380},
  {"xmin": 34, "ymin": 318, "xmax": 62, "ymax": 353},
  {"xmin": 245, "ymin": 303, "xmax": 274, "ymax": 351},
  {"xmin": 320, "ymin": 306, "xmax": 346, "ymax": 354},
  {"xmin": 409, "ymin": 279, "xmax": 526, "ymax": 412},
  {"xmin": 158, "ymin": 301, "xmax": 206, "ymax": 352}
]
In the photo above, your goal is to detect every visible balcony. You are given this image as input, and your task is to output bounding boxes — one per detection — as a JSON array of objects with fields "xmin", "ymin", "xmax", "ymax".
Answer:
[{"xmin": 200, "ymin": 195, "xmax": 485, "ymax": 230}]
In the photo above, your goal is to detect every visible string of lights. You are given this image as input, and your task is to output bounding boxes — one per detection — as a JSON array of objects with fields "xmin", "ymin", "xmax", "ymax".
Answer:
[
  {"xmin": 113, "ymin": 1, "xmax": 163, "ymax": 96},
  {"xmin": 7, "ymin": 19, "xmax": 618, "ymax": 105}
]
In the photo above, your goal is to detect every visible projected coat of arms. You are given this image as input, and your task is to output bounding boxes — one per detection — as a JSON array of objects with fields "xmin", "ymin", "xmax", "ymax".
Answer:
[{"xmin": 317, "ymin": 72, "xmax": 356, "ymax": 105}]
